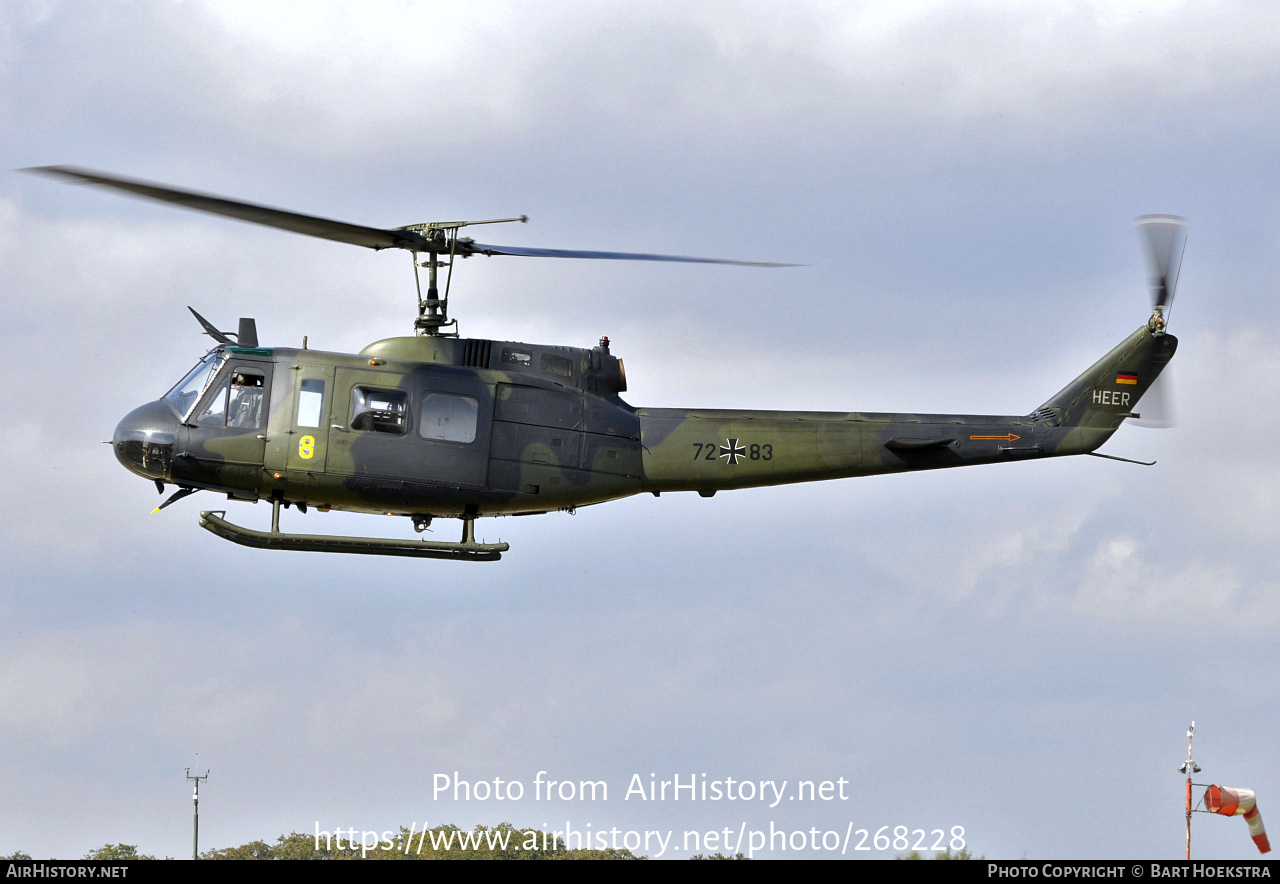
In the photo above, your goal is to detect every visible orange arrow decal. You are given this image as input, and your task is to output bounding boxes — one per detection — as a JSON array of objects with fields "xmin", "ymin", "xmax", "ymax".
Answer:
[{"xmin": 969, "ymin": 433, "xmax": 1021, "ymax": 441}]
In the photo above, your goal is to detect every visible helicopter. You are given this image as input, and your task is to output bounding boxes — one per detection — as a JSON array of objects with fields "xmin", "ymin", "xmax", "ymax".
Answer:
[{"xmin": 29, "ymin": 166, "xmax": 1185, "ymax": 561}]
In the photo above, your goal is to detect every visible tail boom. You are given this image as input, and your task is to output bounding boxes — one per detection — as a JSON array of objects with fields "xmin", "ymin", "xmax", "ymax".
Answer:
[{"xmin": 637, "ymin": 326, "xmax": 1176, "ymax": 493}]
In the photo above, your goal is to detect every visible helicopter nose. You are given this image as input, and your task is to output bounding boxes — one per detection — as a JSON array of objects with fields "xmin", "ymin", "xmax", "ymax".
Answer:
[{"xmin": 112, "ymin": 400, "xmax": 180, "ymax": 481}]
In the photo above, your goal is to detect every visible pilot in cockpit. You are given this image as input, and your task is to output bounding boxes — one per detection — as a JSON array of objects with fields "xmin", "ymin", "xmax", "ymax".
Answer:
[{"xmin": 227, "ymin": 371, "xmax": 264, "ymax": 429}]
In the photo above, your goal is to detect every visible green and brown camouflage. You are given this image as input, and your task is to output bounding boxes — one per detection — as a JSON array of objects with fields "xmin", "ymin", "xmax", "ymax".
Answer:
[
  {"xmin": 113, "ymin": 321, "xmax": 1175, "ymax": 557},
  {"xmin": 36, "ymin": 165, "xmax": 1179, "ymax": 559}
]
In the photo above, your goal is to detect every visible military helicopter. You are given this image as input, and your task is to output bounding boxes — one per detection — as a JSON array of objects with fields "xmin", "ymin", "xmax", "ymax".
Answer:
[{"xmin": 29, "ymin": 166, "xmax": 1184, "ymax": 561}]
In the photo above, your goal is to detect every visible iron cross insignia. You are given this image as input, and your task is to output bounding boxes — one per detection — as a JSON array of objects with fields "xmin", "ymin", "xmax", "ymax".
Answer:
[{"xmin": 719, "ymin": 438, "xmax": 746, "ymax": 465}]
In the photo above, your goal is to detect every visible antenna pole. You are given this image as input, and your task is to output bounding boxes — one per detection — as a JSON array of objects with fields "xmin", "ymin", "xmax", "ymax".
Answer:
[
  {"xmin": 1180, "ymin": 722, "xmax": 1198, "ymax": 860},
  {"xmin": 186, "ymin": 767, "xmax": 209, "ymax": 860}
]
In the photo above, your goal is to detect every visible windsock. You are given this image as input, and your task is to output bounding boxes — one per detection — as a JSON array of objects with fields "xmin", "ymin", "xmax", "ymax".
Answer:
[{"xmin": 1205, "ymin": 785, "xmax": 1271, "ymax": 854}]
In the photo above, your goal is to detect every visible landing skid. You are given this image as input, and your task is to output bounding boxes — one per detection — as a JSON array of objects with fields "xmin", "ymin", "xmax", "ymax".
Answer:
[{"xmin": 199, "ymin": 505, "xmax": 508, "ymax": 561}]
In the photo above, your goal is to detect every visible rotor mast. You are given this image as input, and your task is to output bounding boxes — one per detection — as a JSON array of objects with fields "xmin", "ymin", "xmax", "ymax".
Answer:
[{"xmin": 403, "ymin": 216, "xmax": 527, "ymax": 336}]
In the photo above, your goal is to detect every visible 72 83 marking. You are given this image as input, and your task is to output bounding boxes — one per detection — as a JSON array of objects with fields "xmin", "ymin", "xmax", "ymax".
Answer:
[{"xmin": 692, "ymin": 441, "xmax": 772, "ymax": 463}]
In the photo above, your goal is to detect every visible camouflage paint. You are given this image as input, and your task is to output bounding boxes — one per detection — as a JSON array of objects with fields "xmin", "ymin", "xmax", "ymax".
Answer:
[{"xmin": 114, "ymin": 325, "xmax": 1175, "ymax": 529}]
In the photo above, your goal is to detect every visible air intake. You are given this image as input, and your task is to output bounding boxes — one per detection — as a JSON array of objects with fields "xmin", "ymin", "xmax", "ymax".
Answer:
[{"xmin": 462, "ymin": 339, "xmax": 493, "ymax": 368}]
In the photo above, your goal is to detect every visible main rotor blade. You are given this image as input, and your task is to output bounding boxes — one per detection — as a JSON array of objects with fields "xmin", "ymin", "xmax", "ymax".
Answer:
[
  {"xmin": 1135, "ymin": 214, "xmax": 1187, "ymax": 315},
  {"xmin": 464, "ymin": 241, "xmax": 796, "ymax": 267},
  {"xmin": 26, "ymin": 166, "xmax": 795, "ymax": 266},
  {"xmin": 23, "ymin": 165, "xmax": 432, "ymax": 252}
]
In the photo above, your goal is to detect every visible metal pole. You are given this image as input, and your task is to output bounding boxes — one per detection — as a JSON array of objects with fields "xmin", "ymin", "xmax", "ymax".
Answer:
[
  {"xmin": 186, "ymin": 768, "xmax": 209, "ymax": 860},
  {"xmin": 1186, "ymin": 766, "xmax": 1192, "ymax": 860},
  {"xmin": 1179, "ymin": 723, "xmax": 1198, "ymax": 860}
]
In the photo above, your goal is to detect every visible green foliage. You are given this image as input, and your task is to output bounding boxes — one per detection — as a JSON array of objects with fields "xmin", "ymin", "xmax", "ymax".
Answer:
[
  {"xmin": 83, "ymin": 844, "xmax": 155, "ymax": 860},
  {"xmin": 2, "ymin": 852, "xmax": 32, "ymax": 860},
  {"xmin": 690, "ymin": 852, "xmax": 751, "ymax": 860},
  {"xmin": 897, "ymin": 848, "xmax": 981, "ymax": 860},
  {"xmin": 201, "ymin": 839, "xmax": 284, "ymax": 860},
  {"xmin": 201, "ymin": 824, "xmax": 642, "ymax": 860}
]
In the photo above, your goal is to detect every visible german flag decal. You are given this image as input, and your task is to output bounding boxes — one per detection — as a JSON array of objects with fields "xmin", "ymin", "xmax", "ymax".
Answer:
[{"xmin": 1115, "ymin": 372, "xmax": 1138, "ymax": 385}]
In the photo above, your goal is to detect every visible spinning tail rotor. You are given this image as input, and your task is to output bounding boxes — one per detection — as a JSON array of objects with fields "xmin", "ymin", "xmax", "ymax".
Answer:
[
  {"xmin": 1132, "ymin": 215, "xmax": 1187, "ymax": 429},
  {"xmin": 1136, "ymin": 214, "xmax": 1187, "ymax": 335}
]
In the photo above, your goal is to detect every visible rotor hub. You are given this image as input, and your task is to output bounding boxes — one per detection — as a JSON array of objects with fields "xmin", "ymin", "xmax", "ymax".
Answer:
[{"xmin": 1148, "ymin": 305, "xmax": 1168, "ymax": 335}]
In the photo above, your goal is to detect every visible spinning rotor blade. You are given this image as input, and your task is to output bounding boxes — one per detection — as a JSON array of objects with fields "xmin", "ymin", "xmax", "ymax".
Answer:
[
  {"xmin": 27, "ymin": 166, "xmax": 794, "ymax": 271},
  {"xmin": 23, "ymin": 165, "xmax": 432, "ymax": 251},
  {"xmin": 1131, "ymin": 369, "xmax": 1177, "ymax": 429},
  {"xmin": 1128, "ymin": 216, "xmax": 1184, "ymax": 429},
  {"xmin": 463, "ymin": 242, "xmax": 797, "ymax": 268},
  {"xmin": 1135, "ymin": 214, "xmax": 1187, "ymax": 316}
]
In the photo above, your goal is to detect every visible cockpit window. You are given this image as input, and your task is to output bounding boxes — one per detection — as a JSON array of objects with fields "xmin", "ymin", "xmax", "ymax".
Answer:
[
  {"xmin": 197, "ymin": 380, "xmax": 229, "ymax": 425},
  {"xmin": 163, "ymin": 354, "xmax": 223, "ymax": 418},
  {"xmin": 227, "ymin": 371, "xmax": 265, "ymax": 428},
  {"xmin": 196, "ymin": 368, "xmax": 266, "ymax": 429}
]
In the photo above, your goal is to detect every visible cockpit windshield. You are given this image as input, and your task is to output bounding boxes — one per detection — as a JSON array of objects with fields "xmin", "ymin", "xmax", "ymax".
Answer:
[{"xmin": 163, "ymin": 353, "xmax": 223, "ymax": 418}]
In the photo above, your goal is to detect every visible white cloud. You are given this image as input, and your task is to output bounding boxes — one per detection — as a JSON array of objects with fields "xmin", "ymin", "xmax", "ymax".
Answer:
[
  {"xmin": 1064, "ymin": 533, "xmax": 1277, "ymax": 631},
  {"xmin": 1161, "ymin": 327, "xmax": 1280, "ymax": 548},
  {"xmin": 9, "ymin": 0, "xmax": 1280, "ymax": 164}
]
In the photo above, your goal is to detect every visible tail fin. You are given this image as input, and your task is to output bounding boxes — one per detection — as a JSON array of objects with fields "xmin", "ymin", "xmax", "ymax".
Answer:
[{"xmin": 1032, "ymin": 326, "xmax": 1177, "ymax": 454}]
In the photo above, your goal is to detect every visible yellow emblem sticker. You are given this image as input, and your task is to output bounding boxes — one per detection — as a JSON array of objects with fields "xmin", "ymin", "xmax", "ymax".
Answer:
[{"xmin": 298, "ymin": 434, "xmax": 315, "ymax": 459}]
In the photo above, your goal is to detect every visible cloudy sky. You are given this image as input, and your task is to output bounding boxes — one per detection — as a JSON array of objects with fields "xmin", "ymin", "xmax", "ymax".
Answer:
[{"xmin": 2, "ymin": 0, "xmax": 1279, "ymax": 860}]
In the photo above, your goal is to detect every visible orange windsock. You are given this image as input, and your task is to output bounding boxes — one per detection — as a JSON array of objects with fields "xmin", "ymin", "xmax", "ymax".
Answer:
[{"xmin": 1205, "ymin": 785, "xmax": 1271, "ymax": 854}]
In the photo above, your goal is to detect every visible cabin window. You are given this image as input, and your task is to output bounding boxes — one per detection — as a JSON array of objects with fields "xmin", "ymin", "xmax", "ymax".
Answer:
[
  {"xmin": 540, "ymin": 352, "xmax": 573, "ymax": 379},
  {"xmin": 351, "ymin": 386, "xmax": 409, "ymax": 435},
  {"xmin": 297, "ymin": 379, "xmax": 325, "ymax": 428},
  {"xmin": 419, "ymin": 392, "xmax": 478, "ymax": 443},
  {"xmin": 501, "ymin": 348, "xmax": 533, "ymax": 367}
]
